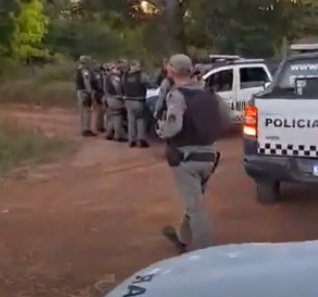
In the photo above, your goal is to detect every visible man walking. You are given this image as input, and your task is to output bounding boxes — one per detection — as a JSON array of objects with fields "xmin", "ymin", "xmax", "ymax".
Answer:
[
  {"xmin": 122, "ymin": 60, "xmax": 150, "ymax": 148},
  {"xmin": 76, "ymin": 55, "xmax": 96, "ymax": 137},
  {"xmin": 157, "ymin": 54, "xmax": 226, "ymax": 252}
]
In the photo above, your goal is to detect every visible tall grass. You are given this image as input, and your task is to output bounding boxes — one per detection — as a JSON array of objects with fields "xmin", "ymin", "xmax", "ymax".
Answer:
[
  {"xmin": 0, "ymin": 58, "xmax": 76, "ymax": 107},
  {"xmin": 0, "ymin": 120, "xmax": 75, "ymax": 177}
]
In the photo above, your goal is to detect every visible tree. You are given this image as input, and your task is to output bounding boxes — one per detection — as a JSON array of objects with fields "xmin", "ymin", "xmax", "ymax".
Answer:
[
  {"xmin": 11, "ymin": 0, "xmax": 49, "ymax": 61},
  {"xmin": 0, "ymin": 0, "xmax": 20, "ymax": 55}
]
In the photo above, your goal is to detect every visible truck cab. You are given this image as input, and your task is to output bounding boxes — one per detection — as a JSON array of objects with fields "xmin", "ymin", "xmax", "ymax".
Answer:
[
  {"xmin": 202, "ymin": 59, "xmax": 274, "ymax": 123},
  {"xmin": 243, "ymin": 44, "xmax": 318, "ymax": 204}
]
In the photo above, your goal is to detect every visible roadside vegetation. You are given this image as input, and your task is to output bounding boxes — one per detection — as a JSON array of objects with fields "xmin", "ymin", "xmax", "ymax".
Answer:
[
  {"xmin": 0, "ymin": 0, "xmax": 317, "ymax": 175},
  {"xmin": 0, "ymin": 0, "xmax": 317, "ymax": 108},
  {"xmin": 0, "ymin": 120, "xmax": 75, "ymax": 177}
]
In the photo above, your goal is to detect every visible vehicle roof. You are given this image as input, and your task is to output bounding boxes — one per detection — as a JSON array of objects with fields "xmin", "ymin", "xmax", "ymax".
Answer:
[
  {"xmin": 286, "ymin": 51, "xmax": 318, "ymax": 61},
  {"xmin": 290, "ymin": 43, "xmax": 318, "ymax": 51},
  {"xmin": 105, "ymin": 241, "xmax": 318, "ymax": 297},
  {"xmin": 201, "ymin": 58, "xmax": 281, "ymax": 80}
]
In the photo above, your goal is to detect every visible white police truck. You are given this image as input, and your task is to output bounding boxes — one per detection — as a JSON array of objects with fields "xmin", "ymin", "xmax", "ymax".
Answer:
[
  {"xmin": 243, "ymin": 44, "xmax": 318, "ymax": 203},
  {"xmin": 202, "ymin": 58, "xmax": 278, "ymax": 123},
  {"xmin": 146, "ymin": 57, "xmax": 279, "ymax": 125}
]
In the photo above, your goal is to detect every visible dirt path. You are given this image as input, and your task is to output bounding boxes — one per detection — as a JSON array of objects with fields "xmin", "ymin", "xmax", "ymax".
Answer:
[{"xmin": 0, "ymin": 106, "xmax": 318, "ymax": 297}]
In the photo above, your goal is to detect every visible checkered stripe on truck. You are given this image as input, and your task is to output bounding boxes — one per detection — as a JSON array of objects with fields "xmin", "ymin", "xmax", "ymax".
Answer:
[{"xmin": 257, "ymin": 143, "xmax": 318, "ymax": 157}]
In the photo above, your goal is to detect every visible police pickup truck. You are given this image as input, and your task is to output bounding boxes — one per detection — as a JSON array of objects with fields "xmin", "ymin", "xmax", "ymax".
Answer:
[
  {"xmin": 202, "ymin": 58, "xmax": 279, "ymax": 123},
  {"xmin": 243, "ymin": 44, "xmax": 318, "ymax": 204},
  {"xmin": 146, "ymin": 57, "xmax": 279, "ymax": 125}
]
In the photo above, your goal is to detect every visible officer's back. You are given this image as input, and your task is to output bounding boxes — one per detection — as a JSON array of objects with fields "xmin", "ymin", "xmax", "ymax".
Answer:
[
  {"xmin": 122, "ymin": 60, "xmax": 149, "ymax": 148},
  {"xmin": 158, "ymin": 54, "xmax": 222, "ymax": 252},
  {"xmin": 122, "ymin": 63, "xmax": 147, "ymax": 99}
]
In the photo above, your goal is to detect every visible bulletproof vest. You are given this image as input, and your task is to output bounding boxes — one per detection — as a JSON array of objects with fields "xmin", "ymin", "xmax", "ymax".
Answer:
[
  {"xmin": 91, "ymin": 71, "xmax": 104, "ymax": 92},
  {"xmin": 76, "ymin": 68, "xmax": 87, "ymax": 90},
  {"xmin": 169, "ymin": 87, "xmax": 221, "ymax": 147},
  {"xmin": 122, "ymin": 71, "xmax": 146, "ymax": 98},
  {"xmin": 105, "ymin": 74, "xmax": 120, "ymax": 96}
]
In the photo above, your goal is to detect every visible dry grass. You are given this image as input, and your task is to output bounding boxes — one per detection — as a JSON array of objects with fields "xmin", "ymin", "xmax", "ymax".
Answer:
[
  {"xmin": 0, "ymin": 59, "xmax": 76, "ymax": 107},
  {"xmin": 0, "ymin": 120, "xmax": 75, "ymax": 177}
]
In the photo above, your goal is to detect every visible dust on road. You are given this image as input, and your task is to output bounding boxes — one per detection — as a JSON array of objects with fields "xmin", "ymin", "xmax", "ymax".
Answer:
[{"xmin": 0, "ymin": 106, "xmax": 317, "ymax": 297}]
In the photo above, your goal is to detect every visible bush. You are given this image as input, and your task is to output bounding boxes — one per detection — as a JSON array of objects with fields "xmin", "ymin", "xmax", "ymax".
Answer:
[
  {"xmin": 0, "ymin": 120, "xmax": 75, "ymax": 177},
  {"xmin": 0, "ymin": 59, "xmax": 76, "ymax": 107}
]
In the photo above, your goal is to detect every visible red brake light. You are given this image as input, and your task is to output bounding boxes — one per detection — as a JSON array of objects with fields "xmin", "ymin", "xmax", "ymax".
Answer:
[{"xmin": 243, "ymin": 105, "xmax": 257, "ymax": 137}]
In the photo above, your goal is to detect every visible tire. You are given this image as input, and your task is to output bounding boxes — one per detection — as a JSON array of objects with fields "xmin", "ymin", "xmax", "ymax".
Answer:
[{"xmin": 255, "ymin": 180, "xmax": 280, "ymax": 204}]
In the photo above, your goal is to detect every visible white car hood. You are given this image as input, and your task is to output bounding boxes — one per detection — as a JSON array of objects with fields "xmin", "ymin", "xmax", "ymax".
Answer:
[
  {"xmin": 105, "ymin": 241, "xmax": 318, "ymax": 297},
  {"xmin": 146, "ymin": 88, "xmax": 160, "ymax": 98}
]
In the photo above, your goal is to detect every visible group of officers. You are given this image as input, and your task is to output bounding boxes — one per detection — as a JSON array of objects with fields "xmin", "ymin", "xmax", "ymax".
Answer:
[
  {"xmin": 75, "ymin": 56, "xmax": 150, "ymax": 148},
  {"xmin": 76, "ymin": 53, "xmax": 231, "ymax": 254}
]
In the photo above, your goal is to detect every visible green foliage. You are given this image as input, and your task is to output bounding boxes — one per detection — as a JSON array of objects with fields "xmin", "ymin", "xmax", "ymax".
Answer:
[
  {"xmin": 0, "ymin": 0, "xmax": 317, "ymax": 107},
  {"xmin": 11, "ymin": 0, "xmax": 49, "ymax": 60}
]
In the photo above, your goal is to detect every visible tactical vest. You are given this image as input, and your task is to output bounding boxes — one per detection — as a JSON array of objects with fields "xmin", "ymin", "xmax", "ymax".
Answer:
[
  {"xmin": 75, "ymin": 68, "xmax": 86, "ymax": 90},
  {"xmin": 169, "ymin": 88, "xmax": 221, "ymax": 147},
  {"xmin": 91, "ymin": 71, "xmax": 104, "ymax": 92},
  {"xmin": 122, "ymin": 71, "xmax": 146, "ymax": 99},
  {"xmin": 105, "ymin": 75, "xmax": 120, "ymax": 96}
]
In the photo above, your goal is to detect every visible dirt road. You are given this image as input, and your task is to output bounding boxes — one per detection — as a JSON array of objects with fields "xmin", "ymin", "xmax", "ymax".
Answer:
[{"xmin": 0, "ymin": 106, "xmax": 318, "ymax": 297}]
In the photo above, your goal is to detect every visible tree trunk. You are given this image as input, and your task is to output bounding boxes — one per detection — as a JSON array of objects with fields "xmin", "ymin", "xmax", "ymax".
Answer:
[{"xmin": 162, "ymin": 0, "xmax": 186, "ymax": 54}]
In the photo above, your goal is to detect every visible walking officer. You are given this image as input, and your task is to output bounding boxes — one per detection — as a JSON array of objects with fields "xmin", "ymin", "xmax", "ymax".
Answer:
[
  {"xmin": 104, "ymin": 63, "xmax": 126, "ymax": 142},
  {"xmin": 122, "ymin": 60, "xmax": 150, "ymax": 148},
  {"xmin": 76, "ymin": 55, "xmax": 96, "ymax": 137},
  {"xmin": 91, "ymin": 62, "xmax": 106, "ymax": 133},
  {"xmin": 157, "ymin": 54, "xmax": 226, "ymax": 253}
]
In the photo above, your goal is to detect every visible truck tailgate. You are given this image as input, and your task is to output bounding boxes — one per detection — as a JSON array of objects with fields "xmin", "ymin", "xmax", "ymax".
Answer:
[{"xmin": 256, "ymin": 99, "xmax": 318, "ymax": 158}]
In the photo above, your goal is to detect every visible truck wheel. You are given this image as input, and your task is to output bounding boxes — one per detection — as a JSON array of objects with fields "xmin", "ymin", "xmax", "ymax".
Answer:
[{"xmin": 255, "ymin": 181, "xmax": 280, "ymax": 204}]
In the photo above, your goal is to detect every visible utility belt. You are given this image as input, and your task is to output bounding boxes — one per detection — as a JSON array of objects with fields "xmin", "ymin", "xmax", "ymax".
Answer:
[{"xmin": 165, "ymin": 145, "xmax": 220, "ymax": 169}]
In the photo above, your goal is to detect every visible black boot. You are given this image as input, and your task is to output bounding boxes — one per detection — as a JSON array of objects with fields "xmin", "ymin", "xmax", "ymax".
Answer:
[
  {"xmin": 82, "ymin": 130, "xmax": 96, "ymax": 137},
  {"xmin": 162, "ymin": 226, "xmax": 187, "ymax": 254},
  {"xmin": 129, "ymin": 141, "xmax": 137, "ymax": 148},
  {"xmin": 115, "ymin": 137, "xmax": 127, "ymax": 142},
  {"xmin": 138, "ymin": 140, "xmax": 149, "ymax": 148},
  {"xmin": 105, "ymin": 135, "xmax": 113, "ymax": 141}
]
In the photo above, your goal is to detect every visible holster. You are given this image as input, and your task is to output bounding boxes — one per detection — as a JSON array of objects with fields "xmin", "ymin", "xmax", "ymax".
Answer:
[
  {"xmin": 165, "ymin": 146, "xmax": 184, "ymax": 167},
  {"xmin": 82, "ymin": 92, "xmax": 92, "ymax": 107}
]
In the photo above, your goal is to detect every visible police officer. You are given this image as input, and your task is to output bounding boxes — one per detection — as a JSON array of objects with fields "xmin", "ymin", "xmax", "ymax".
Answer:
[
  {"xmin": 104, "ymin": 63, "xmax": 126, "ymax": 142},
  {"xmin": 76, "ymin": 55, "xmax": 96, "ymax": 137},
  {"xmin": 153, "ymin": 66, "xmax": 174, "ymax": 122},
  {"xmin": 102, "ymin": 62, "xmax": 112, "ymax": 131},
  {"xmin": 91, "ymin": 62, "xmax": 105, "ymax": 133},
  {"xmin": 157, "ymin": 54, "xmax": 225, "ymax": 252},
  {"xmin": 156, "ymin": 58, "xmax": 168, "ymax": 86},
  {"xmin": 122, "ymin": 60, "xmax": 150, "ymax": 148}
]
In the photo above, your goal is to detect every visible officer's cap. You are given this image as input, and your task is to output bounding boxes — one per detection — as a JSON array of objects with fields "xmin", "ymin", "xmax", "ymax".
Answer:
[
  {"xmin": 130, "ymin": 60, "xmax": 140, "ymax": 69},
  {"xmin": 78, "ymin": 55, "xmax": 90, "ymax": 63},
  {"xmin": 169, "ymin": 54, "xmax": 193, "ymax": 73},
  {"xmin": 103, "ymin": 62, "xmax": 111, "ymax": 70}
]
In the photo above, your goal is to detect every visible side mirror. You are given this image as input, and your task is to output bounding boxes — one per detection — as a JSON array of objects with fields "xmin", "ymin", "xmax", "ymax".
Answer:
[{"xmin": 264, "ymin": 82, "xmax": 271, "ymax": 89}]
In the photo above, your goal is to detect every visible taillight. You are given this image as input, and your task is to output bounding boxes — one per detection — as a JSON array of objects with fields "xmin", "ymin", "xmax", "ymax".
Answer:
[{"xmin": 243, "ymin": 105, "xmax": 257, "ymax": 137}]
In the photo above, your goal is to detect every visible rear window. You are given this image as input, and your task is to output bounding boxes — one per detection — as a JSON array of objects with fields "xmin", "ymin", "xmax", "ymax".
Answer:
[{"xmin": 278, "ymin": 59, "xmax": 318, "ymax": 88}]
